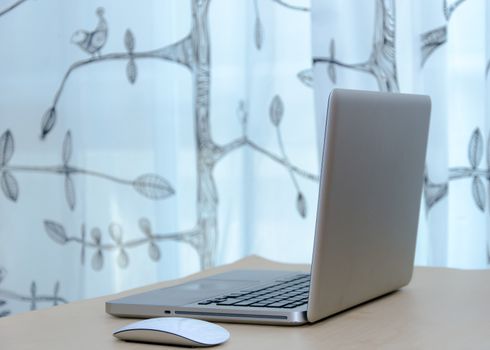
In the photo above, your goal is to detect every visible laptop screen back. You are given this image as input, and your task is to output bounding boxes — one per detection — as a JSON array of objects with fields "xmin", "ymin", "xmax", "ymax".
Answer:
[{"xmin": 307, "ymin": 89, "xmax": 431, "ymax": 323}]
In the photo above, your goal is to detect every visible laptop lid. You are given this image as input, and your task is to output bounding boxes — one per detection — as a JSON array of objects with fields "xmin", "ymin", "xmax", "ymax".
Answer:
[{"xmin": 307, "ymin": 89, "xmax": 431, "ymax": 323}]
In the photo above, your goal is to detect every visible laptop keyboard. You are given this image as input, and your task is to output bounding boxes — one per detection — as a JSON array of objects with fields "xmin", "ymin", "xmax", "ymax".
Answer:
[{"xmin": 197, "ymin": 273, "xmax": 310, "ymax": 309}]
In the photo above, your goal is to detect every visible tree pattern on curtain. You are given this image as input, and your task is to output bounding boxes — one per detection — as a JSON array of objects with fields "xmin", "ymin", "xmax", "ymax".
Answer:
[
  {"xmin": 313, "ymin": 0, "xmax": 398, "ymax": 92},
  {"xmin": 0, "ymin": 0, "xmax": 314, "ymax": 316},
  {"xmin": 3, "ymin": 0, "xmax": 486, "ymax": 318}
]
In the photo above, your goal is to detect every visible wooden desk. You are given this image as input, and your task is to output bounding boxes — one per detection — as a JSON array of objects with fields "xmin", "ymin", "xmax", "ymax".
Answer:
[{"xmin": 1, "ymin": 256, "xmax": 489, "ymax": 349}]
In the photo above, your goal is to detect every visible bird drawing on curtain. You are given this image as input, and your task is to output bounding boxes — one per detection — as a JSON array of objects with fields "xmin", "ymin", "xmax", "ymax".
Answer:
[{"xmin": 71, "ymin": 7, "xmax": 107, "ymax": 57}]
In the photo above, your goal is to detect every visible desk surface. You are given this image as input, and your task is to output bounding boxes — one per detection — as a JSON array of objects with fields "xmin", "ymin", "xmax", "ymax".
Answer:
[{"xmin": 1, "ymin": 256, "xmax": 490, "ymax": 349}]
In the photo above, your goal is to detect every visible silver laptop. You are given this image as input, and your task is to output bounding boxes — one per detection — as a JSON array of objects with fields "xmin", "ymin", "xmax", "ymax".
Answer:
[{"xmin": 106, "ymin": 88, "xmax": 431, "ymax": 325}]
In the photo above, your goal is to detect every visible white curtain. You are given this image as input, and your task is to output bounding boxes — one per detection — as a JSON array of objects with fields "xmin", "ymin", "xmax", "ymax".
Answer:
[
  {"xmin": 3, "ymin": 0, "xmax": 488, "ymax": 319},
  {"xmin": 0, "ymin": 0, "xmax": 316, "ymax": 317},
  {"xmin": 312, "ymin": 0, "xmax": 490, "ymax": 268}
]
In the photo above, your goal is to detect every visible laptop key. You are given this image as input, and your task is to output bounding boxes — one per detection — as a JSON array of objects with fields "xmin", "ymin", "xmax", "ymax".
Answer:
[
  {"xmin": 266, "ymin": 301, "xmax": 292, "ymax": 308},
  {"xmin": 216, "ymin": 300, "xmax": 240, "ymax": 306},
  {"xmin": 229, "ymin": 295, "xmax": 252, "ymax": 300},
  {"xmin": 248, "ymin": 302, "xmax": 270, "ymax": 307},
  {"xmin": 233, "ymin": 299, "xmax": 263, "ymax": 306}
]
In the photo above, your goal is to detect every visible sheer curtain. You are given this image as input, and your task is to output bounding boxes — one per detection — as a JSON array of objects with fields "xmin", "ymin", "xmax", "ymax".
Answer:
[
  {"xmin": 312, "ymin": 0, "xmax": 490, "ymax": 268},
  {"xmin": 3, "ymin": 0, "xmax": 487, "ymax": 319},
  {"xmin": 0, "ymin": 0, "xmax": 316, "ymax": 317}
]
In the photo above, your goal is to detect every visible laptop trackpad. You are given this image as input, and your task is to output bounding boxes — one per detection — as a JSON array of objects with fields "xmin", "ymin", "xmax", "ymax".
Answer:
[{"xmin": 180, "ymin": 280, "xmax": 246, "ymax": 291}]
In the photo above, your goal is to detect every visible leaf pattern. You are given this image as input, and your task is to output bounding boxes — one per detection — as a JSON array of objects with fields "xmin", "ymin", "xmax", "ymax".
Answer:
[
  {"xmin": 138, "ymin": 217, "xmax": 152, "ymax": 237},
  {"xmin": 109, "ymin": 223, "xmax": 123, "ymax": 244},
  {"xmin": 149, "ymin": 242, "xmax": 161, "ymax": 261},
  {"xmin": 254, "ymin": 16, "xmax": 263, "ymax": 50},
  {"xmin": 91, "ymin": 227, "xmax": 102, "ymax": 244},
  {"xmin": 420, "ymin": 26, "xmax": 447, "ymax": 67},
  {"xmin": 124, "ymin": 29, "xmax": 135, "ymax": 53},
  {"xmin": 64, "ymin": 175, "xmax": 76, "ymax": 210},
  {"xmin": 472, "ymin": 176, "xmax": 485, "ymax": 211},
  {"xmin": 62, "ymin": 131, "xmax": 72, "ymax": 165},
  {"xmin": 30, "ymin": 281, "xmax": 36, "ymax": 310},
  {"xmin": 41, "ymin": 107, "xmax": 56, "ymax": 139},
  {"xmin": 44, "ymin": 220, "xmax": 68, "ymax": 244},
  {"xmin": 133, "ymin": 174, "xmax": 175, "ymax": 199},
  {"xmin": 30, "ymin": 281, "xmax": 36, "ymax": 296},
  {"xmin": 126, "ymin": 59, "xmax": 137, "ymax": 84},
  {"xmin": 269, "ymin": 95, "xmax": 284, "ymax": 127},
  {"xmin": 117, "ymin": 249, "xmax": 129, "ymax": 268},
  {"xmin": 1, "ymin": 171, "xmax": 18, "ymax": 201},
  {"xmin": 296, "ymin": 192, "xmax": 307, "ymax": 218},
  {"xmin": 468, "ymin": 128, "xmax": 483, "ymax": 169},
  {"xmin": 424, "ymin": 170, "xmax": 448, "ymax": 210},
  {"xmin": 297, "ymin": 68, "xmax": 313, "ymax": 87},
  {"xmin": 91, "ymin": 250, "xmax": 104, "ymax": 271},
  {"xmin": 327, "ymin": 39, "xmax": 336, "ymax": 84},
  {"xmin": 0, "ymin": 130, "xmax": 14, "ymax": 166}
]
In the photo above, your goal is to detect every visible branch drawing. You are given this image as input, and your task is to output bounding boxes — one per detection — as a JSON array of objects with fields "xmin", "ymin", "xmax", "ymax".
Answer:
[
  {"xmin": 312, "ymin": 0, "xmax": 398, "ymax": 92},
  {"xmin": 420, "ymin": 0, "xmax": 467, "ymax": 67},
  {"xmin": 219, "ymin": 96, "xmax": 318, "ymax": 216},
  {"xmin": 0, "ymin": 0, "xmax": 28, "ymax": 18},
  {"xmin": 44, "ymin": 219, "xmax": 201, "ymax": 271},
  {"xmin": 0, "ymin": 267, "xmax": 67, "ymax": 316},
  {"xmin": 0, "ymin": 130, "xmax": 175, "ymax": 209},
  {"xmin": 38, "ymin": 2, "xmax": 317, "ymax": 270},
  {"xmin": 443, "ymin": 0, "xmax": 467, "ymax": 21},
  {"xmin": 40, "ymin": 7, "xmax": 193, "ymax": 139}
]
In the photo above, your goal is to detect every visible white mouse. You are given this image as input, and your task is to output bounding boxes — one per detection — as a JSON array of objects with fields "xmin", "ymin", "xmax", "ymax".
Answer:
[{"xmin": 113, "ymin": 317, "xmax": 230, "ymax": 347}]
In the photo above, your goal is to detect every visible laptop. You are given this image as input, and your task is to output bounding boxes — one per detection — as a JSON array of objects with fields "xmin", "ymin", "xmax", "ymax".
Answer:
[{"xmin": 106, "ymin": 88, "xmax": 431, "ymax": 325}]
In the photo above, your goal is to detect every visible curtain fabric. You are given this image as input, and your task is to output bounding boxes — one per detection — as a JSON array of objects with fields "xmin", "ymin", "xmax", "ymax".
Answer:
[
  {"xmin": 0, "ymin": 0, "xmax": 316, "ymax": 317},
  {"xmin": 1, "ymin": 0, "xmax": 488, "ymax": 319},
  {"xmin": 312, "ymin": 0, "xmax": 489, "ymax": 268}
]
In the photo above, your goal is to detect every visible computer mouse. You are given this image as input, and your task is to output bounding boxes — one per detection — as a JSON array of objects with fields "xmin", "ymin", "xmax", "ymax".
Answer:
[{"xmin": 113, "ymin": 317, "xmax": 230, "ymax": 347}]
